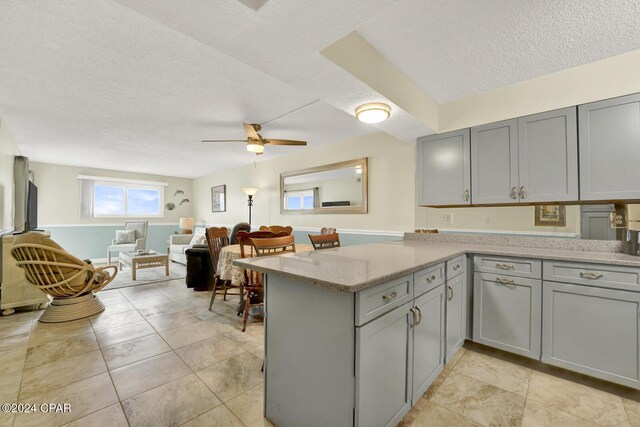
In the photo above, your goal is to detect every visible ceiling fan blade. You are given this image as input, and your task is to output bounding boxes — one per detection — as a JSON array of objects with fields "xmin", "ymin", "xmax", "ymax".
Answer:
[
  {"xmin": 264, "ymin": 139, "xmax": 307, "ymax": 146},
  {"xmin": 201, "ymin": 139, "xmax": 246, "ymax": 143},
  {"xmin": 243, "ymin": 123, "xmax": 261, "ymax": 140}
]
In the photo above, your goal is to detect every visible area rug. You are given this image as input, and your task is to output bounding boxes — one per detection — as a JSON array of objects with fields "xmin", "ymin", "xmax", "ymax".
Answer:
[{"xmin": 103, "ymin": 262, "xmax": 187, "ymax": 290}]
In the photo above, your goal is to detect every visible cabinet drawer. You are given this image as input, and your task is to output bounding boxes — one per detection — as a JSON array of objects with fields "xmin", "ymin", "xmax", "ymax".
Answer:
[
  {"xmin": 543, "ymin": 261, "xmax": 640, "ymax": 292},
  {"xmin": 446, "ymin": 256, "xmax": 466, "ymax": 279},
  {"xmin": 474, "ymin": 255, "xmax": 541, "ymax": 279},
  {"xmin": 356, "ymin": 275, "xmax": 413, "ymax": 326},
  {"xmin": 414, "ymin": 263, "xmax": 445, "ymax": 297}
]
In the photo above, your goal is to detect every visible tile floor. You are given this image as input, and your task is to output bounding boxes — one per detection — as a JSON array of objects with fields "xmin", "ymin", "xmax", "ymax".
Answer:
[{"xmin": 0, "ymin": 278, "xmax": 638, "ymax": 427}]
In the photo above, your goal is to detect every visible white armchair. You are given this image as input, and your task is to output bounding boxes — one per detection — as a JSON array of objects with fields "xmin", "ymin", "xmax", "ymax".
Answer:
[
  {"xmin": 169, "ymin": 227, "xmax": 206, "ymax": 264},
  {"xmin": 107, "ymin": 221, "xmax": 148, "ymax": 264}
]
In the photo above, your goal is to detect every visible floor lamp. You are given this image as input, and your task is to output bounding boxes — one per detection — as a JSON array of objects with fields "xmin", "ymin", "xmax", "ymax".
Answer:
[{"xmin": 242, "ymin": 187, "xmax": 259, "ymax": 225}]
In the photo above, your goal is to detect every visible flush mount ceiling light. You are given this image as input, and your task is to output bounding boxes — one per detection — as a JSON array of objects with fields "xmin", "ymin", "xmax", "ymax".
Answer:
[{"xmin": 355, "ymin": 102, "xmax": 391, "ymax": 123}]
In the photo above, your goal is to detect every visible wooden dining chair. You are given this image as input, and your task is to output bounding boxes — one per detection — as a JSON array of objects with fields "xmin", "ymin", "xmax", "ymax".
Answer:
[
  {"xmin": 206, "ymin": 227, "xmax": 241, "ymax": 310},
  {"xmin": 258, "ymin": 225, "xmax": 293, "ymax": 235},
  {"xmin": 308, "ymin": 233, "xmax": 341, "ymax": 250},
  {"xmin": 238, "ymin": 233, "xmax": 296, "ymax": 332},
  {"xmin": 320, "ymin": 227, "xmax": 336, "ymax": 235}
]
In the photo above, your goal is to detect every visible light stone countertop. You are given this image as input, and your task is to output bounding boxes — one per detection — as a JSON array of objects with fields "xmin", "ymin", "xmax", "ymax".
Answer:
[{"xmin": 233, "ymin": 239, "xmax": 640, "ymax": 293}]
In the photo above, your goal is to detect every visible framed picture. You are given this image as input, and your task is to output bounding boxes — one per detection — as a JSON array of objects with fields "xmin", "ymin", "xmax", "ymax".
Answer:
[
  {"xmin": 211, "ymin": 185, "xmax": 226, "ymax": 213},
  {"xmin": 534, "ymin": 205, "xmax": 566, "ymax": 227}
]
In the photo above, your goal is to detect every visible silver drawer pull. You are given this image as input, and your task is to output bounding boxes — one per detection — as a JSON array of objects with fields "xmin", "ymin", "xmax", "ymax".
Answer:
[
  {"xmin": 496, "ymin": 263, "xmax": 515, "ymax": 270},
  {"xmin": 426, "ymin": 275, "xmax": 436, "ymax": 284},
  {"xmin": 382, "ymin": 291, "xmax": 397, "ymax": 301},
  {"xmin": 409, "ymin": 308, "xmax": 417, "ymax": 327},
  {"xmin": 580, "ymin": 272, "xmax": 604, "ymax": 280},
  {"xmin": 415, "ymin": 307, "xmax": 422, "ymax": 325},
  {"xmin": 453, "ymin": 264, "xmax": 461, "ymax": 271},
  {"xmin": 495, "ymin": 276, "xmax": 514, "ymax": 285},
  {"xmin": 448, "ymin": 285, "xmax": 454, "ymax": 301}
]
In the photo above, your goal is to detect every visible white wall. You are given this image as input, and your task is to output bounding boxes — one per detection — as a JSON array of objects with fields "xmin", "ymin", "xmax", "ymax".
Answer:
[
  {"xmin": 0, "ymin": 118, "xmax": 20, "ymax": 232},
  {"xmin": 193, "ymin": 132, "xmax": 415, "ymax": 232},
  {"xmin": 30, "ymin": 162, "xmax": 193, "ymax": 225}
]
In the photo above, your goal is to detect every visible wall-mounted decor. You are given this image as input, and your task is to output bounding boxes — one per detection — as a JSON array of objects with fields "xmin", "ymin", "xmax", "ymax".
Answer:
[
  {"xmin": 164, "ymin": 202, "xmax": 176, "ymax": 211},
  {"xmin": 211, "ymin": 185, "xmax": 226, "ymax": 213},
  {"xmin": 534, "ymin": 205, "xmax": 566, "ymax": 227},
  {"xmin": 179, "ymin": 198, "xmax": 190, "ymax": 206},
  {"xmin": 174, "ymin": 190, "xmax": 184, "ymax": 196}
]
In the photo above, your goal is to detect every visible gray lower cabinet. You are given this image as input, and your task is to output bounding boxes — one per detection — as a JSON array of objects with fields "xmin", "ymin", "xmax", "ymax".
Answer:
[
  {"xmin": 417, "ymin": 129, "xmax": 471, "ymax": 206},
  {"xmin": 542, "ymin": 281, "xmax": 640, "ymax": 389},
  {"xmin": 579, "ymin": 93, "xmax": 640, "ymax": 201},
  {"xmin": 473, "ymin": 272, "xmax": 542, "ymax": 359},
  {"xmin": 445, "ymin": 271, "xmax": 466, "ymax": 362}
]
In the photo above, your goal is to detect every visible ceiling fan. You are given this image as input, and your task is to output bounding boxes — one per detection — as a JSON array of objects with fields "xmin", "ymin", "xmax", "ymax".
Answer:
[{"xmin": 201, "ymin": 123, "xmax": 307, "ymax": 155}]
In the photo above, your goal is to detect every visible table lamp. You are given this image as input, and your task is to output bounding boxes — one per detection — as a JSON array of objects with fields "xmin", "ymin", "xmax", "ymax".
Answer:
[
  {"xmin": 242, "ymin": 187, "xmax": 259, "ymax": 225},
  {"xmin": 179, "ymin": 217, "xmax": 195, "ymax": 234}
]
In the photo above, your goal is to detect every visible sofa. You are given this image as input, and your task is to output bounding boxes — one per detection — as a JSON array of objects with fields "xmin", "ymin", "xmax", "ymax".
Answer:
[{"xmin": 169, "ymin": 227, "xmax": 206, "ymax": 265}]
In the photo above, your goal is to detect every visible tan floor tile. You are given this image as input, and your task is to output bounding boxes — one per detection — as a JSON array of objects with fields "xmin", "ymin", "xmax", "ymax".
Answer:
[
  {"xmin": 146, "ymin": 310, "xmax": 201, "ymax": 332},
  {"xmin": 528, "ymin": 370, "xmax": 629, "ymax": 426},
  {"xmin": 101, "ymin": 333, "xmax": 171, "ymax": 370},
  {"xmin": 0, "ymin": 345, "xmax": 27, "ymax": 375},
  {"xmin": 624, "ymin": 398, "xmax": 640, "ymax": 426},
  {"xmin": 182, "ymin": 405, "xmax": 244, "ymax": 427},
  {"xmin": 176, "ymin": 335, "xmax": 245, "ymax": 371},
  {"xmin": 97, "ymin": 290, "xmax": 125, "ymax": 303},
  {"xmin": 0, "ymin": 330, "xmax": 30, "ymax": 351},
  {"xmin": 126, "ymin": 292, "xmax": 173, "ymax": 305},
  {"xmin": 95, "ymin": 320, "xmax": 155, "ymax": 348},
  {"xmin": 226, "ymin": 384, "xmax": 265, "ymax": 427},
  {"xmin": 24, "ymin": 333, "xmax": 98, "ymax": 369},
  {"xmin": 20, "ymin": 350, "xmax": 107, "ymax": 400},
  {"xmin": 111, "ymin": 351, "xmax": 191, "ymax": 400},
  {"xmin": 0, "ymin": 372, "xmax": 22, "ymax": 403},
  {"xmin": 29, "ymin": 319, "xmax": 94, "ymax": 347},
  {"xmin": 0, "ymin": 318, "xmax": 32, "ymax": 339},
  {"xmin": 63, "ymin": 403, "xmax": 128, "ymax": 427},
  {"xmin": 14, "ymin": 372, "xmax": 118, "ymax": 427},
  {"xmin": 452, "ymin": 349, "xmax": 531, "ymax": 396},
  {"xmin": 249, "ymin": 345, "xmax": 264, "ymax": 359},
  {"xmin": 224, "ymin": 329, "xmax": 264, "ymax": 351},
  {"xmin": 411, "ymin": 401, "xmax": 479, "ymax": 427},
  {"xmin": 159, "ymin": 321, "xmax": 220, "ymax": 349},
  {"xmin": 522, "ymin": 398, "xmax": 600, "ymax": 427},
  {"xmin": 430, "ymin": 371, "xmax": 525, "ymax": 427},
  {"xmin": 122, "ymin": 374, "xmax": 220, "ymax": 427},
  {"xmin": 95, "ymin": 300, "xmax": 136, "ymax": 316},
  {"xmin": 90, "ymin": 309, "xmax": 145, "ymax": 331},
  {"xmin": 136, "ymin": 300, "xmax": 188, "ymax": 318},
  {"xmin": 196, "ymin": 351, "xmax": 264, "ymax": 402}
]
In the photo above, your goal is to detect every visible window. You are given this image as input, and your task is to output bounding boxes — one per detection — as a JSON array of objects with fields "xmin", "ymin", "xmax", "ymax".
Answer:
[
  {"xmin": 80, "ymin": 175, "xmax": 166, "ymax": 218},
  {"xmin": 284, "ymin": 189, "xmax": 314, "ymax": 210}
]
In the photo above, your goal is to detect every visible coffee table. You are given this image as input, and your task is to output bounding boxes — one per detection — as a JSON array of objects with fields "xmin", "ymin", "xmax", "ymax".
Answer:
[{"xmin": 118, "ymin": 251, "xmax": 169, "ymax": 280}]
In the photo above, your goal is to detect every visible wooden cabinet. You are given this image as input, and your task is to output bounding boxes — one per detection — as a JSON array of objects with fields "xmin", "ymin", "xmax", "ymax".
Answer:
[
  {"xmin": 445, "ymin": 269, "xmax": 466, "ymax": 362},
  {"xmin": 579, "ymin": 93, "xmax": 640, "ymax": 201},
  {"xmin": 417, "ymin": 129, "xmax": 470, "ymax": 206},
  {"xmin": 542, "ymin": 281, "xmax": 640, "ymax": 389},
  {"xmin": 471, "ymin": 119, "xmax": 519, "ymax": 204},
  {"xmin": 473, "ymin": 272, "xmax": 542, "ymax": 359}
]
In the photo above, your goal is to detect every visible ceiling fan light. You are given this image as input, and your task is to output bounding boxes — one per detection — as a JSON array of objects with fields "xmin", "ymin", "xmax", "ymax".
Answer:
[
  {"xmin": 355, "ymin": 102, "xmax": 391, "ymax": 123},
  {"xmin": 246, "ymin": 141, "xmax": 264, "ymax": 154}
]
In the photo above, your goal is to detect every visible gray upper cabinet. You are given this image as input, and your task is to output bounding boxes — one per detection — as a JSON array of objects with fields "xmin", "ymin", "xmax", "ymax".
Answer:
[
  {"xmin": 417, "ymin": 129, "xmax": 471, "ymax": 206},
  {"xmin": 471, "ymin": 119, "xmax": 518, "ymax": 204},
  {"xmin": 579, "ymin": 93, "xmax": 640, "ymax": 201},
  {"xmin": 518, "ymin": 107, "xmax": 578, "ymax": 202}
]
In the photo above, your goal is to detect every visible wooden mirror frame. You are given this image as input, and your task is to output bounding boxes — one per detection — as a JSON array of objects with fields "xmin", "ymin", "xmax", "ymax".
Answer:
[{"xmin": 280, "ymin": 158, "xmax": 368, "ymax": 215}]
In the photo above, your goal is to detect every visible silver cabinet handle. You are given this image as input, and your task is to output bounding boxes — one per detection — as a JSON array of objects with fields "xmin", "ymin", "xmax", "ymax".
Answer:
[
  {"xmin": 453, "ymin": 264, "xmax": 461, "ymax": 271},
  {"xmin": 463, "ymin": 189, "xmax": 470, "ymax": 201},
  {"xmin": 426, "ymin": 275, "xmax": 436, "ymax": 284},
  {"xmin": 415, "ymin": 307, "xmax": 422, "ymax": 325},
  {"xmin": 409, "ymin": 308, "xmax": 417, "ymax": 327},
  {"xmin": 510, "ymin": 186, "xmax": 517, "ymax": 199},
  {"xmin": 496, "ymin": 263, "xmax": 514, "ymax": 270},
  {"xmin": 519, "ymin": 186, "xmax": 526, "ymax": 199},
  {"xmin": 580, "ymin": 272, "xmax": 604, "ymax": 280},
  {"xmin": 382, "ymin": 291, "xmax": 397, "ymax": 301},
  {"xmin": 495, "ymin": 276, "xmax": 515, "ymax": 285},
  {"xmin": 448, "ymin": 285, "xmax": 454, "ymax": 301}
]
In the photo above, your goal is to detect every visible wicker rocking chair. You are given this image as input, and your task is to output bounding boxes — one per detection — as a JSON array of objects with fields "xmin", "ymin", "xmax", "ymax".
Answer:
[{"xmin": 10, "ymin": 232, "xmax": 117, "ymax": 323}]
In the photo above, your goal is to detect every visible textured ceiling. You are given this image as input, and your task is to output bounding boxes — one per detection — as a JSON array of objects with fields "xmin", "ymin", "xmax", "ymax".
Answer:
[
  {"xmin": 359, "ymin": 0, "xmax": 640, "ymax": 103},
  {"xmin": 1, "ymin": 0, "xmax": 639, "ymax": 178}
]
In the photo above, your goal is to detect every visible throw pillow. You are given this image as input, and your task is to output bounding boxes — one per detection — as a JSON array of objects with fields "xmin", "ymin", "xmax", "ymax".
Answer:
[
  {"xmin": 115, "ymin": 229, "xmax": 136, "ymax": 244},
  {"xmin": 189, "ymin": 227, "xmax": 207, "ymax": 246}
]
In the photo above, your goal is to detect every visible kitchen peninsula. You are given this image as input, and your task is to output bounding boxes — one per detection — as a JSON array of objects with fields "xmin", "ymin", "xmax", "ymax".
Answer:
[{"xmin": 234, "ymin": 234, "xmax": 640, "ymax": 427}]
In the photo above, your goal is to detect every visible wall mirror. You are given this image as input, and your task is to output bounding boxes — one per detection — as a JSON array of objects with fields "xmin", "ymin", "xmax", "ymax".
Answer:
[{"xmin": 280, "ymin": 158, "xmax": 368, "ymax": 214}]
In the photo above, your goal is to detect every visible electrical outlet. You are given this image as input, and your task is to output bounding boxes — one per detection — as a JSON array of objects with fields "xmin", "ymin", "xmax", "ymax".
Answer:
[{"xmin": 442, "ymin": 213, "xmax": 453, "ymax": 224}]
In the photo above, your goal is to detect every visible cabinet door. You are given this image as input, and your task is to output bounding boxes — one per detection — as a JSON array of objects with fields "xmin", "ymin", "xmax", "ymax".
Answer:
[
  {"xmin": 412, "ymin": 285, "xmax": 444, "ymax": 404},
  {"xmin": 471, "ymin": 119, "xmax": 519, "ymax": 204},
  {"xmin": 473, "ymin": 273, "xmax": 541, "ymax": 359},
  {"xmin": 580, "ymin": 210, "xmax": 616, "ymax": 240},
  {"xmin": 417, "ymin": 129, "xmax": 471, "ymax": 206},
  {"xmin": 356, "ymin": 302, "xmax": 412, "ymax": 427},
  {"xmin": 579, "ymin": 93, "xmax": 640, "ymax": 201},
  {"xmin": 446, "ymin": 274, "xmax": 466, "ymax": 362},
  {"xmin": 542, "ymin": 281, "xmax": 640, "ymax": 389},
  {"xmin": 518, "ymin": 107, "xmax": 578, "ymax": 202}
]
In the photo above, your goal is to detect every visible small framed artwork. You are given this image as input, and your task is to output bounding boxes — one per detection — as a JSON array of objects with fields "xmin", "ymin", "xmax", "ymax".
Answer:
[
  {"xmin": 211, "ymin": 185, "xmax": 226, "ymax": 213},
  {"xmin": 534, "ymin": 205, "xmax": 566, "ymax": 227}
]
